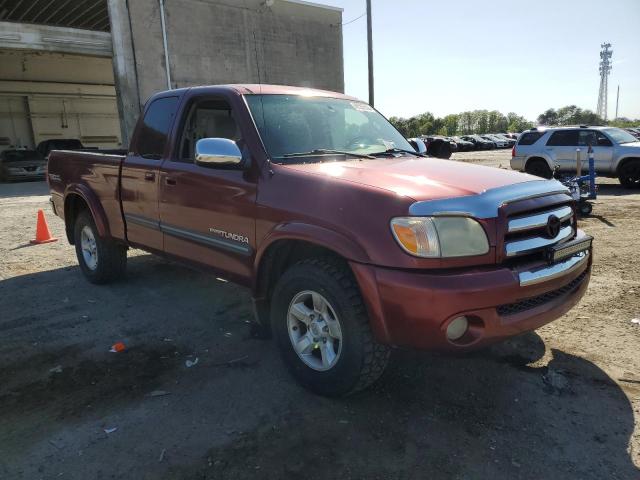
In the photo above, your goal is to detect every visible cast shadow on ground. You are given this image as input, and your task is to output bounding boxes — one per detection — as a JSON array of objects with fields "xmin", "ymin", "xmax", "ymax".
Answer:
[
  {"xmin": 0, "ymin": 180, "xmax": 49, "ymax": 199},
  {"xmin": 0, "ymin": 256, "xmax": 637, "ymax": 480}
]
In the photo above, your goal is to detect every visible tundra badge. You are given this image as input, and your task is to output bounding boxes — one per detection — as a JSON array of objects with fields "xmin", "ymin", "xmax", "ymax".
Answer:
[{"xmin": 208, "ymin": 228, "xmax": 249, "ymax": 244}]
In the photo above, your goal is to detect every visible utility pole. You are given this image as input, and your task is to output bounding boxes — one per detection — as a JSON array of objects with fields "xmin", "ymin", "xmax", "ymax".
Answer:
[
  {"xmin": 366, "ymin": 0, "xmax": 374, "ymax": 106},
  {"xmin": 596, "ymin": 43, "xmax": 612, "ymax": 121},
  {"xmin": 615, "ymin": 85, "xmax": 620, "ymax": 119}
]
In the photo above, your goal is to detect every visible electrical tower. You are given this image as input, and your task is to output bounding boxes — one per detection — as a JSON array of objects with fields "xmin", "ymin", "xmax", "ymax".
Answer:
[{"xmin": 596, "ymin": 43, "xmax": 613, "ymax": 120}]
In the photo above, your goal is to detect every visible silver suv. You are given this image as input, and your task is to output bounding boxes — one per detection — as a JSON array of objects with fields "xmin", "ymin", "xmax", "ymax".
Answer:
[{"xmin": 510, "ymin": 126, "xmax": 640, "ymax": 188}]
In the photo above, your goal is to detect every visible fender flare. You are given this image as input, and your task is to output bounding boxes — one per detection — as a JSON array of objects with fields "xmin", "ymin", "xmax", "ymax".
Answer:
[
  {"xmin": 252, "ymin": 222, "xmax": 371, "ymax": 290},
  {"xmin": 64, "ymin": 184, "xmax": 111, "ymax": 239},
  {"xmin": 525, "ymin": 155, "xmax": 554, "ymax": 171},
  {"xmin": 614, "ymin": 156, "xmax": 640, "ymax": 175}
]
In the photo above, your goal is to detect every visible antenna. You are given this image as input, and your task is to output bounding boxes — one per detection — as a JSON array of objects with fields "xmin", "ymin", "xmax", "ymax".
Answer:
[
  {"xmin": 596, "ymin": 43, "xmax": 612, "ymax": 120},
  {"xmin": 252, "ymin": 30, "xmax": 272, "ymax": 173}
]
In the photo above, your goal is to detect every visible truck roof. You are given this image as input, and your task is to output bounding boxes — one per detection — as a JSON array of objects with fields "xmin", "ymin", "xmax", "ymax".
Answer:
[{"xmin": 182, "ymin": 84, "xmax": 361, "ymax": 101}]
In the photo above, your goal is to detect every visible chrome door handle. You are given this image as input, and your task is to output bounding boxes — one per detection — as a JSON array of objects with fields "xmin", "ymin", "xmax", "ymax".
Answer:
[
  {"xmin": 144, "ymin": 171, "xmax": 155, "ymax": 181},
  {"xmin": 165, "ymin": 177, "xmax": 177, "ymax": 186}
]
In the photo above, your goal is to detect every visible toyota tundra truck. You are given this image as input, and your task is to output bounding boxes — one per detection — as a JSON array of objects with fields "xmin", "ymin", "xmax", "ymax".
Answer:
[{"xmin": 47, "ymin": 85, "xmax": 593, "ymax": 396}]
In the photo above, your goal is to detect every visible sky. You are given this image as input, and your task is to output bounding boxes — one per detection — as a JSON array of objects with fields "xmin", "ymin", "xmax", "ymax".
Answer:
[{"xmin": 322, "ymin": 0, "xmax": 640, "ymax": 121}]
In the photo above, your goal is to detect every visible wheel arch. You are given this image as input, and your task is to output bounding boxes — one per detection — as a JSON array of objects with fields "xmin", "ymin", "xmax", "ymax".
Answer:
[
  {"xmin": 251, "ymin": 223, "xmax": 371, "ymax": 329},
  {"xmin": 525, "ymin": 155, "xmax": 553, "ymax": 171},
  {"xmin": 63, "ymin": 185, "xmax": 110, "ymax": 244},
  {"xmin": 615, "ymin": 156, "xmax": 640, "ymax": 175}
]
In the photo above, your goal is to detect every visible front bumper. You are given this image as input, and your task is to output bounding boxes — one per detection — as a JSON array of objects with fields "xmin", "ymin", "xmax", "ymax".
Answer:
[
  {"xmin": 510, "ymin": 155, "xmax": 526, "ymax": 171},
  {"xmin": 350, "ymin": 244, "xmax": 591, "ymax": 352}
]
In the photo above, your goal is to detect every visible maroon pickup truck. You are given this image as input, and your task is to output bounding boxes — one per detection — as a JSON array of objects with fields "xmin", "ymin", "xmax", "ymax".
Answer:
[{"xmin": 48, "ymin": 85, "xmax": 592, "ymax": 396}]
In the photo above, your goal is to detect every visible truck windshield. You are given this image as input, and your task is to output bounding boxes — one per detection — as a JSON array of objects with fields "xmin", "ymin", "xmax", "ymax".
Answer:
[{"xmin": 245, "ymin": 94, "xmax": 414, "ymax": 163}]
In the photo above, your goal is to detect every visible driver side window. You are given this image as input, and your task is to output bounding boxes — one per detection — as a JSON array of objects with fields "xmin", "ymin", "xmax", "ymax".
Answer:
[{"xmin": 178, "ymin": 98, "xmax": 240, "ymax": 162}]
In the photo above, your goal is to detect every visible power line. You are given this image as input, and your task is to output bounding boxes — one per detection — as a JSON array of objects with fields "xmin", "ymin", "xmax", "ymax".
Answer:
[{"xmin": 341, "ymin": 12, "xmax": 365, "ymax": 26}]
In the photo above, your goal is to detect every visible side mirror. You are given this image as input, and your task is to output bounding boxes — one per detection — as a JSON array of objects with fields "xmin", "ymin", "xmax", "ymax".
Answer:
[
  {"xmin": 598, "ymin": 138, "xmax": 612, "ymax": 147},
  {"xmin": 195, "ymin": 138, "xmax": 242, "ymax": 166},
  {"xmin": 407, "ymin": 138, "xmax": 427, "ymax": 154}
]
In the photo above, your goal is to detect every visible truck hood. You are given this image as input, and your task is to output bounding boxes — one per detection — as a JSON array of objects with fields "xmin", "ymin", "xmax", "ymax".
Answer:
[{"xmin": 282, "ymin": 156, "xmax": 537, "ymax": 201}]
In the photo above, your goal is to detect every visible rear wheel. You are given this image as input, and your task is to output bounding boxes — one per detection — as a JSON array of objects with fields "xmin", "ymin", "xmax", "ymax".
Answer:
[
  {"xmin": 270, "ymin": 257, "xmax": 390, "ymax": 396},
  {"xmin": 618, "ymin": 159, "xmax": 640, "ymax": 188},
  {"xmin": 525, "ymin": 158, "xmax": 553, "ymax": 179},
  {"xmin": 73, "ymin": 210, "xmax": 127, "ymax": 284}
]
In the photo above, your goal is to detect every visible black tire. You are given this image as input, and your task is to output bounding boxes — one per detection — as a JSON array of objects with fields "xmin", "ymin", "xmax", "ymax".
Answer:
[
  {"xmin": 437, "ymin": 143, "xmax": 452, "ymax": 159},
  {"xmin": 579, "ymin": 202, "xmax": 593, "ymax": 216},
  {"xmin": 270, "ymin": 257, "xmax": 390, "ymax": 397},
  {"xmin": 525, "ymin": 158, "xmax": 553, "ymax": 179},
  {"xmin": 73, "ymin": 210, "xmax": 127, "ymax": 284},
  {"xmin": 618, "ymin": 159, "xmax": 640, "ymax": 189}
]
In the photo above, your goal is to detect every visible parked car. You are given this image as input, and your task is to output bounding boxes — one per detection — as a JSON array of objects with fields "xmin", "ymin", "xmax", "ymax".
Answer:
[
  {"xmin": 511, "ymin": 126, "xmax": 640, "ymax": 187},
  {"xmin": 481, "ymin": 135, "xmax": 508, "ymax": 148},
  {"xmin": 493, "ymin": 133, "xmax": 516, "ymax": 147},
  {"xmin": 420, "ymin": 135, "xmax": 457, "ymax": 159},
  {"xmin": 36, "ymin": 138, "xmax": 85, "ymax": 160},
  {"xmin": 461, "ymin": 135, "xmax": 495, "ymax": 150},
  {"xmin": 451, "ymin": 136, "xmax": 475, "ymax": 152},
  {"xmin": 624, "ymin": 128, "xmax": 640, "ymax": 139},
  {"xmin": 48, "ymin": 84, "xmax": 593, "ymax": 396},
  {"xmin": 0, "ymin": 149, "xmax": 46, "ymax": 182}
]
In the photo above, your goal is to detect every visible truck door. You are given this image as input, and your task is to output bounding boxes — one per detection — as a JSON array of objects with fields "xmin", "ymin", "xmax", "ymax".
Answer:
[
  {"xmin": 121, "ymin": 96, "xmax": 180, "ymax": 252},
  {"xmin": 544, "ymin": 130, "xmax": 580, "ymax": 172},
  {"xmin": 579, "ymin": 130, "xmax": 614, "ymax": 173},
  {"xmin": 158, "ymin": 96, "xmax": 257, "ymax": 285}
]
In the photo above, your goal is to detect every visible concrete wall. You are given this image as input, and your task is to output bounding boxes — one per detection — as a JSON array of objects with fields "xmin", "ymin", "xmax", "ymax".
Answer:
[{"xmin": 109, "ymin": 0, "xmax": 343, "ymax": 143}]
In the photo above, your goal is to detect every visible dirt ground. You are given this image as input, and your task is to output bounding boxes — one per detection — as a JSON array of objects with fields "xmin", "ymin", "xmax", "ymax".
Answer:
[{"xmin": 0, "ymin": 150, "xmax": 638, "ymax": 479}]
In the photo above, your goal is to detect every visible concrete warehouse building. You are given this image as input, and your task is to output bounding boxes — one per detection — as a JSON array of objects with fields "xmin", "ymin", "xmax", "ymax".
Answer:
[{"xmin": 0, "ymin": 0, "xmax": 344, "ymax": 149}]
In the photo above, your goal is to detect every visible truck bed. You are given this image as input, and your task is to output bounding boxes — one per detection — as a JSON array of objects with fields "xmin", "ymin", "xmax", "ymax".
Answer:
[{"xmin": 48, "ymin": 149, "xmax": 127, "ymax": 242}]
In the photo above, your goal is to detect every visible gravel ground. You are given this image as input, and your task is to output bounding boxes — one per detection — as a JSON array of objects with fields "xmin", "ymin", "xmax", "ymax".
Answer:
[{"xmin": 0, "ymin": 150, "xmax": 639, "ymax": 479}]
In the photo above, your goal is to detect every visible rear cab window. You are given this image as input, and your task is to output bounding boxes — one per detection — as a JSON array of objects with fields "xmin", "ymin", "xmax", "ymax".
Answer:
[
  {"xmin": 517, "ymin": 132, "xmax": 545, "ymax": 145},
  {"xmin": 135, "ymin": 96, "xmax": 180, "ymax": 159}
]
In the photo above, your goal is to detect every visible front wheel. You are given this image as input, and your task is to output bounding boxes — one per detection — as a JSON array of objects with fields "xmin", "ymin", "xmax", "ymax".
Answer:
[
  {"xmin": 270, "ymin": 258, "xmax": 390, "ymax": 396},
  {"xmin": 74, "ymin": 210, "xmax": 127, "ymax": 284},
  {"xmin": 618, "ymin": 159, "xmax": 640, "ymax": 189}
]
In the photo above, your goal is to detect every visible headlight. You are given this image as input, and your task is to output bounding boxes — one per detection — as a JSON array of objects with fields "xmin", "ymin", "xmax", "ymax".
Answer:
[{"xmin": 390, "ymin": 216, "xmax": 489, "ymax": 258}]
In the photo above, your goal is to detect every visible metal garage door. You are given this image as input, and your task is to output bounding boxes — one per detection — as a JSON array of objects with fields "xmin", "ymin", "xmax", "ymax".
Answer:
[
  {"xmin": 0, "ymin": 96, "xmax": 34, "ymax": 150},
  {"xmin": 28, "ymin": 96, "xmax": 121, "ymax": 149}
]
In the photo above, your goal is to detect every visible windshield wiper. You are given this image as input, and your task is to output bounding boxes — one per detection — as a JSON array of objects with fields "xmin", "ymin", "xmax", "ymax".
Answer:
[
  {"xmin": 281, "ymin": 149, "xmax": 375, "ymax": 159},
  {"xmin": 369, "ymin": 148, "xmax": 427, "ymax": 158}
]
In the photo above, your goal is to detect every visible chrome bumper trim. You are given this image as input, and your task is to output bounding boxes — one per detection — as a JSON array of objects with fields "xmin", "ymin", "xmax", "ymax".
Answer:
[
  {"xmin": 508, "ymin": 205, "xmax": 573, "ymax": 233},
  {"xmin": 505, "ymin": 225, "xmax": 574, "ymax": 257},
  {"xmin": 518, "ymin": 251, "xmax": 589, "ymax": 287}
]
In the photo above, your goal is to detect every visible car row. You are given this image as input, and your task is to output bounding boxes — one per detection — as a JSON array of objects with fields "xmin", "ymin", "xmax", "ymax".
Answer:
[{"xmin": 624, "ymin": 127, "xmax": 640, "ymax": 139}]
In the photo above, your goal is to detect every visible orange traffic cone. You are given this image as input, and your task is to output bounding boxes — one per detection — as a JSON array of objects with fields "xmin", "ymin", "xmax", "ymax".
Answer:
[{"xmin": 30, "ymin": 209, "xmax": 58, "ymax": 244}]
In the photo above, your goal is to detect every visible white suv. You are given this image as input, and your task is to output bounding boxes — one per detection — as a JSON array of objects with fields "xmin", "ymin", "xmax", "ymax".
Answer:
[{"xmin": 510, "ymin": 126, "xmax": 640, "ymax": 188}]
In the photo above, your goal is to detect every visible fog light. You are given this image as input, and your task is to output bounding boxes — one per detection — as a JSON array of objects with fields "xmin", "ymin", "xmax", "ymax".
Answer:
[{"xmin": 446, "ymin": 316, "xmax": 469, "ymax": 341}]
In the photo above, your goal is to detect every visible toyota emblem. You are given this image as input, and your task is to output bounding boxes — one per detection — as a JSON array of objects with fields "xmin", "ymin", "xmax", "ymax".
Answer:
[{"xmin": 546, "ymin": 215, "xmax": 561, "ymax": 238}]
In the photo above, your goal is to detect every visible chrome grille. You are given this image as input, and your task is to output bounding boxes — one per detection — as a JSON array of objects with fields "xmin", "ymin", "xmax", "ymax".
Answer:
[{"xmin": 504, "ymin": 205, "xmax": 574, "ymax": 258}]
